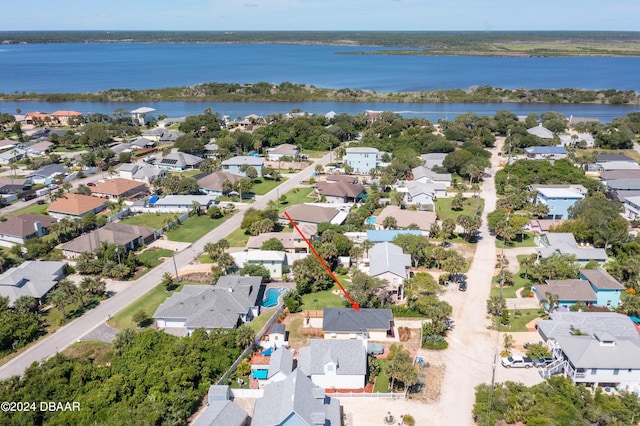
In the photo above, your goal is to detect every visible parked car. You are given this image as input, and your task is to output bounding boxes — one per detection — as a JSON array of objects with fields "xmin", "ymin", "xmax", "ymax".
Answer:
[
  {"xmin": 501, "ymin": 355, "xmax": 534, "ymax": 369},
  {"xmin": 21, "ymin": 193, "xmax": 37, "ymax": 202},
  {"xmin": 533, "ymin": 357, "xmax": 554, "ymax": 368},
  {"xmin": 458, "ymin": 281, "xmax": 467, "ymax": 292},
  {"xmin": 47, "ymin": 183, "xmax": 59, "ymax": 190},
  {"xmin": 86, "ymin": 182, "xmax": 96, "ymax": 187}
]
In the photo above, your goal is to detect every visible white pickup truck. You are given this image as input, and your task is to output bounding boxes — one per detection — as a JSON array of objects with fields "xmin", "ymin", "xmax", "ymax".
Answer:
[{"xmin": 501, "ymin": 355, "xmax": 534, "ymax": 368}]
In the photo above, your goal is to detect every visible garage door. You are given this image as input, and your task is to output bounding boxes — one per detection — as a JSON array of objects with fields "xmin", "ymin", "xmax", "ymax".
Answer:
[{"xmin": 160, "ymin": 318, "xmax": 185, "ymax": 328}]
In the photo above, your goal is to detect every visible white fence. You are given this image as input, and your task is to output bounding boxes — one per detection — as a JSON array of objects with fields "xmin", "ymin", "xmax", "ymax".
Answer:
[
  {"xmin": 333, "ymin": 391, "xmax": 406, "ymax": 398},
  {"xmin": 129, "ymin": 206, "xmax": 191, "ymax": 214},
  {"xmin": 230, "ymin": 389, "xmax": 264, "ymax": 398}
]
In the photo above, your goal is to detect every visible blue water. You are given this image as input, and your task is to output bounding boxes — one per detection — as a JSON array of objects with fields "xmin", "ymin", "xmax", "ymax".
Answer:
[
  {"xmin": 1, "ymin": 43, "xmax": 640, "ymax": 94},
  {"xmin": 366, "ymin": 217, "xmax": 377, "ymax": 225},
  {"xmin": 262, "ymin": 287, "xmax": 288, "ymax": 308}
]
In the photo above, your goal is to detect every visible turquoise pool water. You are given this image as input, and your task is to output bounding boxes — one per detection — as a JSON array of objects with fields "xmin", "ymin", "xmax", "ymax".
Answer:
[
  {"xmin": 262, "ymin": 287, "xmax": 288, "ymax": 308},
  {"xmin": 366, "ymin": 216, "xmax": 377, "ymax": 225}
]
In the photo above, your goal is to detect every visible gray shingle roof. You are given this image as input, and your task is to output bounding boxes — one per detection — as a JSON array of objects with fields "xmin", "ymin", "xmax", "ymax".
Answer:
[
  {"xmin": 192, "ymin": 400, "xmax": 247, "ymax": 426},
  {"xmin": 538, "ymin": 279, "xmax": 597, "ymax": 302},
  {"xmin": 159, "ymin": 152, "xmax": 204, "ymax": 167},
  {"xmin": 0, "ymin": 261, "xmax": 66, "ymax": 304},
  {"xmin": 252, "ymin": 369, "xmax": 340, "ymax": 426},
  {"xmin": 538, "ymin": 233, "xmax": 608, "ymax": 262},
  {"xmin": 221, "ymin": 155, "xmax": 265, "ymax": 167},
  {"xmin": 280, "ymin": 204, "xmax": 339, "ymax": 225},
  {"xmin": 322, "ymin": 308, "xmax": 394, "ymax": 333},
  {"xmin": 411, "ymin": 165, "xmax": 451, "ymax": 182},
  {"xmin": 153, "ymin": 277, "xmax": 264, "ymax": 329},
  {"xmin": 580, "ymin": 269, "xmax": 624, "ymax": 290},
  {"xmin": 368, "ymin": 242, "xmax": 411, "ymax": 278},
  {"xmin": 268, "ymin": 347, "xmax": 294, "ymax": 379},
  {"xmin": 297, "ymin": 339, "xmax": 367, "ymax": 377}
]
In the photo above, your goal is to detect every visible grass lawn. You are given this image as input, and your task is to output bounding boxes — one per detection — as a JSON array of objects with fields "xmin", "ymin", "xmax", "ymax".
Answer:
[
  {"xmin": 496, "ymin": 232, "xmax": 537, "ymax": 249},
  {"xmin": 300, "ymin": 280, "xmax": 348, "ymax": 310},
  {"xmin": 226, "ymin": 227, "xmax": 252, "ymax": 248},
  {"xmin": 251, "ymin": 177, "xmax": 287, "ymax": 196},
  {"xmin": 278, "ymin": 187, "xmax": 315, "ymax": 213},
  {"xmin": 166, "ymin": 214, "xmax": 229, "ymax": 242},
  {"xmin": 137, "ymin": 248, "xmax": 174, "ymax": 269},
  {"xmin": 435, "ymin": 197, "xmax": 484, "ymax": 222},
  {"xmin": 63, "ymin": 341, "xmax": 114, "ymax": 364},
  {"xmin": 497, "ymin": 308, "xmax": 544, "ymax": 332},
  {"xmin": 109, "ymin": 282, "xmax": 192, "ymax": 330},
  {"xmin": 120, "ymin": 213, "xmax": 175, "ymax": 229},
  {"xmin": 301, "ymin": 150, "xmax": 327, "ymax": 159},
  {"xmin": 288, "ymin": 317, "xmax": 304, "ymax": 342},
  {"xmin": 6, "ymin": 202, "xmax": 49, "ymax": 217},
  {"xmin": 490, "ymin": 255, "xmax": 534, "ymax": 298},
  {"xmin": 170, "ymin": 169, "xmax": 202, "ymax": 177},
  {"xmin": 373, "ymin": 359, "xmax": 391, "ymax": 393},
  {"xmin": 249, "ymin": 308, "xmax": 277, "ymax": 333}
]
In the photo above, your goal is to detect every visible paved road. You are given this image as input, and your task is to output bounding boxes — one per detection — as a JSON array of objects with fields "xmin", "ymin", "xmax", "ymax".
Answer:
[{"xmin": 0, "ymin": 154, "xmax": 331, "ymax": 380}]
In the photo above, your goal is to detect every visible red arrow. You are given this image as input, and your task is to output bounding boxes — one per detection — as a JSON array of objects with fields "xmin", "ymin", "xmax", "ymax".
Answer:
[{"xmin": 284, "ymin": 212, "xmax": 359, "ymax": 311}]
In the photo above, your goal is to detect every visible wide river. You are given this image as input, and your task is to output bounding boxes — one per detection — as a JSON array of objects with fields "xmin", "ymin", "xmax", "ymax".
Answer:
[{"xmin": 1, "ymin": 43, "xmax": 639, "ymax": 121}]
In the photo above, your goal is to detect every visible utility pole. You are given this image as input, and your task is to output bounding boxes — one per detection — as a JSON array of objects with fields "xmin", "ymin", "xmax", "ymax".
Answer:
[{"xmin": 172, "ymin": 249, "xmax": 180, "ymax": 282}]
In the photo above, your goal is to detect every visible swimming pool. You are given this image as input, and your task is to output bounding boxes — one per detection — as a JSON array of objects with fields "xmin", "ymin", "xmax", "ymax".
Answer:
[
  {"xmin": 366, "ymin": 216, "xmax": 377, "ymax": 225},
  {"xmin": 262, "ymin": 287, "xmax": 288, "ymax": 308}
]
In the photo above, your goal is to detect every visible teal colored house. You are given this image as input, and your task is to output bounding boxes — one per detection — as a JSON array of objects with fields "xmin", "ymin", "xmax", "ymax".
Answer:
[
  {"xmin": 580, "ymin": 269, "xmax": 625, "ymax": 309},
  {"xmin": 530, "ymin": 184, "xmax": 587, "ymax": 220}
]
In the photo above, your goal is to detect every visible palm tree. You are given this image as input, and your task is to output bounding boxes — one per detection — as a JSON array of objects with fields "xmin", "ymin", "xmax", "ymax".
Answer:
[
  {"xmin": 520, "ymin": 254, "xmax": 536, "ymax": 281},
  {"xmin": 542, "ymin": 292, "xmax": 560, "ymax": 313},
  {"xmin": 361, "ymin": 240, "xmax": 374, "ymax": 259},
  {"xmin": 235, "ymin": 324, "xmax": 256, "ymax": 348},
  {"xmin": 79, "ymin": 277, "xmax": 106, "ymax": 296},
  {"xmin": 502, "ymin": 333, "xmax": 515, "ymax": 357}
]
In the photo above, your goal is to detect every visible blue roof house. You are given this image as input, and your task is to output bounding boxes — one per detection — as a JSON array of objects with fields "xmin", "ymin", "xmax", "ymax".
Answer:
[
  {"xmin": 524, "ymin": 146, "xmax": 568, "ymax": 160},
  {"xmin": 531, "ymin": 185, "xmax": 587, "ymax": 220}
]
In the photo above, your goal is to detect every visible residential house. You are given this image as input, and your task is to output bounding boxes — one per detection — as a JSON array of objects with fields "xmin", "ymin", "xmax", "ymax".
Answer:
[
  {"xmin": 596, "ymin": 153, "xmax": 636, "ymax": 164},
  {"xmin": 366, "ymin": 242, "xmax": 411, "ymax": 301},
  {"xmin": 246, "ymin": 227, "xmax": 316, "ymax": 253},
  {"xmin": 197, "ymin": 171, "xmax": 244, "ymax": 196},
  {"xmin": 596, "ymin": 161, "xmax": 640, "ymax": 173},
  {"xmin": 365, "ymin": 229, "xmax": 423, "ymax": 243},
  {"xmin": 527, "ymin": 123, "xmax": 555, "ymax": 139},
  {"xmin": 203, "ymin": 143, "xmax": 219, "ymax": 159},
  {"xmin": 129, "ymin": 137, "xmax": 155, "ymax": 149},
  {"xmin": 90, "ymin": 178, "xmax": 148, "ymax": 200},
  {"xmin": 27, "ymin": 164, "xmax": 68, "ymax": 184},
  {"xmin": 153, "ymin": 276, "xmax": 265, "ymax": 334},
  {"xmin": 322, "ymin": 308, "xmax": 394, "ymax": 340},
  {"xmin": 157, "ymin": 117, "xmax": 186, "ymax": 128},
  {"xmin": 130, "ymin": 107, "xmax": 156, "ymax": 126},
  {"xmin": 600, "ymin": 170, "xmax": 640, "ymax": 184},
  {"xmin": 530, "ymin": 184, "xmax": 587, "ymax": 220},
  {"xmin": 259, "ymin": 323, "xmax": 288, "ymax": 349},
  {"xmin": 0, "ymin": 261, "xmax": 66, "ymax": 306},
  {"xmin": 537, "ymin": 233, "xmax": 608, "ymax": 265},
  {"xmin": 50, "ymin": 110, "xmax": 83, "ymax": 126},
  {"xmin": 117, "ymin": 163, "xmax": 167, "ymax": 184},
  {"xmin": 558, "ymin": 133, "xmax": 595, "ymax": 148},
  {"xmin": 315, "ymin": 181, "xmax": 366, "ymax": 203},
  {"xmin": 401, "ymin": 181, "xmax": 441, "ymax": 210},
  {"xmin": 221, "ymin": 156, "xmax": 265, "ymax": 177},
  {"xmin": 149, "ymin": 194, "xmax": 217, "ymax": 210},
  {"xmin": 157, "ymin": 151, "xmax": 204, "ymax": 171},
  {"xmin": 524, "ymin": 146, "xmax": 568, "ymax": 160},
  {"xmin": 47, "ymin": 193, "xmax": 108, "ymax": 219},
  {"xmin": 268, "ymin": 143, "xmax": 299, "ymax": 161},
  {"xmin": 0, "ymin": 214, "xmax": 57, "ymax": 245},
  {"xmin": 230, "ymin": 250, "xmax": 307, "ymax": 279},
  {"xmin": 526, "ymin": 218, "xmax": 565, "ymax": 235},
  {"xmin": 280, "ymin": 204, "xmax": 347, "ymax": 226},
  {"xmin": 579, "ymin": 269, "xmax": 625, "ymax": 309},
  {"xmin": 536, "ymin": 312, "xmax": 640, "ymax": 392},
  {"xmin": 343, "ymin": 147, "xmax": 379, "ymax": 174},
  {"xmin": 193, "ymin": 385, "xmax": 248, "ymax": 426},
  {"xmin": 623, "ymin": 195, "xmax": 640, "ymax": 220},
  {"xmin": 298, "ymin": 339, "xmax": 367, "ymax": 390},
  {"xmin": 411, "ymin": 165, "xmax": 452, "ymax": 187},
  {"xmin": 251, "ymin": 347, "xmax": 294, "ymax": 386},
  {"xmin": 606, "ymin": 178, "xmax": 640, "ymax": 202},
  {"xmin": 60, "ymin": 222, "xmax": 157, "ymax": 258},
  {"xmin": 141, "ymin": 128, "xmax": 181, "ymax": 143},
  {"xmin": 0, "ymin": 148, "xmax": 25, "ymax": 165},
  {"xmin": 533, "ymin": 279, "xmax": 597, "ymax": 308},
  {"xmin": 0, "ymin": 177, "xmax": 30, "ymax": 195},
  {"xmin": 420, "ymin": 153, "xmax": 447, "ymax": 170},
  {"xmin": 252, "ymin": 369, "xmax": 341, "ymax": 426},
  {"xmin": 25, "ymin": 141, "xmax": 54, "ymax": 157},
  {"xmin": 374, "ymin": 205, "xmax": 437, "ymax": 232}
]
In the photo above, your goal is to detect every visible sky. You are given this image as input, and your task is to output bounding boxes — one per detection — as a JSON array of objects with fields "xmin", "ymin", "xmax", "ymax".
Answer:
[{"xmin": 3, "ymin": 0, "xmax": 639, "ymax": 32}]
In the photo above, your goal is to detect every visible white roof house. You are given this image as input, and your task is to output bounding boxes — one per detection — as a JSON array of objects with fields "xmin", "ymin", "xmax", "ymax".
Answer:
[{"xmin": 527, "ymin": 123, "xmax": 554, "ymax": 139}]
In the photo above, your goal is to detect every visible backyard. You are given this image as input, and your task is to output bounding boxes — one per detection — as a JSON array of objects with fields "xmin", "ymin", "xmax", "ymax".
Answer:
[
  {"xmin": 277, "ymin": 187, "xmax": 315, "ymax": 213},
  {"xmin": 120, "ymin": 213, "xmax": 176, "ymax": 229},
  {"xmin": 166, "ymin": 214, "xmax": 230, "ymax": 242},
  {"xmin": 435, "ymin": 196, "xmax": 484, "ymax": 223},
  {"xmin": 251, "ymin": 177, "xmax": 287, "ymax": 196}
]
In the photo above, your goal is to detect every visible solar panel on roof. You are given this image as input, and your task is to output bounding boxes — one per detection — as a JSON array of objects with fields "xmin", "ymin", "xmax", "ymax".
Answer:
[{"xmin": 160, "ymin": 159, "xmax": 178, "ymax": 165}]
